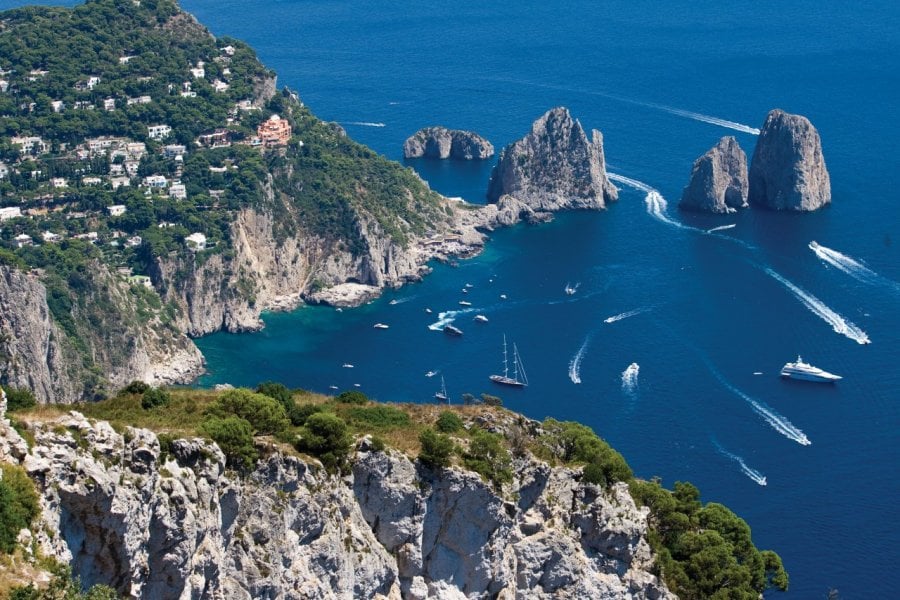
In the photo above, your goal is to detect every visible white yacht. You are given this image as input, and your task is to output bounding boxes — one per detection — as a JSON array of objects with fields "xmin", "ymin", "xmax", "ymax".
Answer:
[
  {"xmin": 459, "ymin": 300, "xmax": 472, "ymax": 307},
  {"xmin": 474, "ymin": 314, "xmax": 489, "ymax": 323},
  {"xmin": 780, "ymin": 356, "xmax": 842, "ymax": 382},
  {"xmin": 373, "ymin": 323, "xmax": 389, "ymax": 329},
  {"xmin": 490, "ymin": 335, "xmax": 528, "ymax": 387}
]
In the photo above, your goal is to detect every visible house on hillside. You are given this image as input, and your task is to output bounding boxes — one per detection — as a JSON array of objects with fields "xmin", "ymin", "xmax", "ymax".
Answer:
[
  {"xmin": 257, "ymin": 115, "xmax": 291, "ymax": 147},
  {"xmin": 11, "ymin": 136, "xmax": 48, "ymax": 156},
  {"xmin": 148, "ymin": 124, "xmax": 172, "ymax": 140},
  {"xmin": 185, "ymin": 232, "xmax": 207, "ymax": 251},
  {"xmin": 107, "ymin": 205, "xmax": 127, "ymax": 217},
  {"xmin": 0, "ymin": 207, "xmax": 22, "ymax": 221}
]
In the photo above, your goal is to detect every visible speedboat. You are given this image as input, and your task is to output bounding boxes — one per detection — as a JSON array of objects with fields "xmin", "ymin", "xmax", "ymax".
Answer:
[
  {"xmin": 458, "ymin": 300, "xmax": 472, "ymax": 307},
  {"xmin": 474, "ymin": 315, "xmax": 488, "ymax": 323},
  {"xmin": 444, "ymin": 324, "xmax": 463, "ymax": 336},
  {"xmin": 342, "ymin": 363, "xmax": 354, "ymax": 368},
  {"xmin": 373, "ymin": 323, "xmax": 389, "ymax": 329},
  {"xmin": 780, "ymin": 356, "xmax": 842, "ymax": 383}
]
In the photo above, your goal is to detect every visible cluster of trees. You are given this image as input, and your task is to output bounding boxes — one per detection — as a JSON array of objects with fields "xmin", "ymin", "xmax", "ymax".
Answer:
[
  {"xmin": 631, "ymin": 480, "xmax": 789, "ymax": 598},
  {"xmin": 417, "ymin": 410, "xmax": 512, "ymax": 488}
]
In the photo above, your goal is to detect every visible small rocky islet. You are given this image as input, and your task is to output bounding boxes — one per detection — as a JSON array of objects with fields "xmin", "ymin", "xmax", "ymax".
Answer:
[{"xmin": 402, "ymin": 127, "xmax": 494, "ymax": 160}]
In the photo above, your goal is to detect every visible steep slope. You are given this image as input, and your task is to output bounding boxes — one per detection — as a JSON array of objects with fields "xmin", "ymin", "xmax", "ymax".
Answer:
[{"xmin": 679, "ymin": 136, "xmax": 748, "ymax": 213}]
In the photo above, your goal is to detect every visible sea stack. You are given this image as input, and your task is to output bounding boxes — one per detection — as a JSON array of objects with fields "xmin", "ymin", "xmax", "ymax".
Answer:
[
  {"xmin": 748, "ymin": 109, "xmax": 831, "ymax": 211},
  {"xmin": 486, "ymin": 107, "xmax": 618, "ymax": 210},
  {"xmin": 679, "ymin": 136, "xmax": 748, "ymax": 213},
  {"xmin": 403, "ymin": 127, "xmax": 494, "ymax": 160}
]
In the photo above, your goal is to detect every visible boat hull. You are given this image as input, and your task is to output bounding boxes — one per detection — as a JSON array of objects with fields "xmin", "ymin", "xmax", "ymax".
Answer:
[
  {"xmin": 780, "ymin": 370, "xmax": 841, "ymax": 383},
  {"xmin": 489, "ymin": 375, "xmax": 526, "ymax": 387}
]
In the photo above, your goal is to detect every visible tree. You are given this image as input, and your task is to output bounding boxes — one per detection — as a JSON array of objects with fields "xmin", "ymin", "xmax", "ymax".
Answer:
[
  {"xmin": 9, "ymin": 563, "xmax": 119, "ymax": 599},
  {"xmin": 0, "ymin": 464, "xmax": 40, "ymax": 554},
  {"xmin": 464, "ymin": 429, "xmax": 512, "ymax": 488},
  {"xmin": 201, "ymin": 416, "xmax": 257, "ymax": 470},
  {"xmin": 207, "ymin": 388, "xmax": 289, "ymax": 435},
  {"xmin": 336, "ymin": 390, "xmax": 368, "ymax": 405},
  {"xmin": 418, "ymin": 428, "xmax": 454, "ymax": 469},
  {"xmin": 255, "ymin": 381, "xmax": 293, "ymax": 407},
  {"xmin": 140, "ymin": 387, "xmax": 170, "ymax": 410},
  {"xmin": 1, "ymin": 386, "xmax": 36, "ymax": 412},
  {"xmin": 480, "ymin": 393, "xmax": 502, "ymax": 407},
  {"xmin": 296, "ymin": 412, "xmax": 352, "ymax": 472}
]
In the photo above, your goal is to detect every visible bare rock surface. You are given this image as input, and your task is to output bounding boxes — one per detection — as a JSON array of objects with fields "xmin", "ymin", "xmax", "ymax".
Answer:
[
  {"xmin": 404, "ymin": 127, "xmax": 494, "ymax": 160},
  {"xmin": 680, "ymin": 136, "xmax": 748, "ymax": 213}
]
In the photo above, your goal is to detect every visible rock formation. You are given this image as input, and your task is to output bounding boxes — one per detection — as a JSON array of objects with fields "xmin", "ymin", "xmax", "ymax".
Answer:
[
  {"xmin": 486, "ymin": 107, "xmax": 618, "ymax": 211},
  {"xmin": 679, "ymin": 136, "xmax": 749, "ymax": 213},
  {"xmin": 0, "ymin": 404, "xmax": 673, "ymax": 600},
  {"xmin": 403, "ymin": 127, "xmax": 494, "ymax": 160},
  {"xmin": 748, "ymin": 109, "xmax": 831, "ymax": 211}
]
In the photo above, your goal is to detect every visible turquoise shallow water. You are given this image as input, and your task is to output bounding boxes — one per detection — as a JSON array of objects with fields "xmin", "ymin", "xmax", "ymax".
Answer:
[{"xmin": 4, "ymin": 1, "xmax": 899, "ymax": 596}]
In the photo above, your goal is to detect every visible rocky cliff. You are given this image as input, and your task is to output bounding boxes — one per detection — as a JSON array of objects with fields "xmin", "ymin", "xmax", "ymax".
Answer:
[
  {"xmin": 0, "ymin": 404, "xmax": 673, "ymax": 600},
  {"xmin": 679, "ymin": 136, "xmax": 748, "ymax": 213},
  {"xmin": 0, "ymin": 265, "xmax": 203, "ymax": 403},
  {"xmin": 403, "ymin": 128, "xmax": 494, "ymax": 160},
  {"xmin": 486, "ymin": 107, "xmax": 618, "ymax": 211},
  {"xmin": 748, "ymin": 109, "xmax": 831, "ymax": 211}
]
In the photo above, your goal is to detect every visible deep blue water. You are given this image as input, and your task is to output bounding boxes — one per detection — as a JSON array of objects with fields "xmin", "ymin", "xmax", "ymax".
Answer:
[{"xmin": 5, "ymin": 1, "xmax": 900, "ymax": 597}]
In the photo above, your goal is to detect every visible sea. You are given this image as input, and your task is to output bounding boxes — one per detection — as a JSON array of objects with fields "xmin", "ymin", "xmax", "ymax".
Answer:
[{"xmin": 5, "ymin": 1, "xmax": 899, "ymax": 597}]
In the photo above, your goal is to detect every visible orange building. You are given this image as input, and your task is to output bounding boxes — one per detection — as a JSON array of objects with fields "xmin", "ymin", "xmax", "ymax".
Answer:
[{"xmin": 257, "ymin": 114, "xmax": 291, "ymax": 147}]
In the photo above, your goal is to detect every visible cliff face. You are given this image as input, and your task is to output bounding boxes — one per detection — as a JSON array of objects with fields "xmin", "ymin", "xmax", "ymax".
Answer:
[
  {"xmin": 0, "ymin": 264, "xmax": 203, "ymax": 403},
  {"xmin": 486, "ymin": 107, "xmax": 618, "ymax": 211},
  {"xmin": 679, "ymin": 136, "xmax": 748, "ymax": 213},
  {"xmin": 0, "ymin": 408, "xmax": 673, "ymax": 600},
  {"xmin": 748, "ymin": 109, "xmax": 831, "ymax": 211},
  {"xmin": 403, "ymin": 127, "xmax": 495, "ymax": 160}
]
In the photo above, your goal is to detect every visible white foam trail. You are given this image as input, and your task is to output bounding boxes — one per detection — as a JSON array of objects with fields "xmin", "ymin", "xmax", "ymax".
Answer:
[
  {"xmin": 707, "ymin": 224, "xmax": 736, "ymax": 233},
  {"xmin": 568, "ymin": 335, "xmax": 592, "ymax": 384},
  {"xmin": 720, "ymin": 378, "xmax": 811, "ymax": 445},
  {"xmin": 713, "ymin": 440, "xmax": 767, "ymax": 486},
  {"xmin": 604, "ymin": 307, "xmax": 649, "ymax": 324},
  {"xmin": 343, "ymin": 121, "xmax": 386, "ymax": 127},
  {"xmin": 621, "ymin": 363, "xmax": 640, "ymax": 395},
  {"xmin": 607, "ymin": 172, "xmax": 654, "ymax": 194},
  {"xmin": 427, "ymin": 308, "xmax": 476, "ymax": 331},
  {"xmin": 607, "ymin": 173, "xmax": 692, "ymax": 231},
  {"xmin": 644, "ymin": 103, "xmax": 760, "ymax": 135},
  {"xmin": 809, "ymin": 241, "xmax": 899, "ymax": 291},
  {"xmin": 764, "ymin": 267, "xmax": 870, "ymax": 344}
]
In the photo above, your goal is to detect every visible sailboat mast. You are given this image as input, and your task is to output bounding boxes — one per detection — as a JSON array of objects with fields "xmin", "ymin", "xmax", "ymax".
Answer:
[
  {"xmin": 502, "ymin": 334, "xmax": 509, "ymax": 378},
  {"xmin": 512, "ymin": 343, "xmax": 519, "ymax": 382}
]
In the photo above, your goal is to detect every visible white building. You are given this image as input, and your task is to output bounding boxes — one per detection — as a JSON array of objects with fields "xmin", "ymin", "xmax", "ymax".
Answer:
[
  {"xmin": 185, "ymin": 232, "xmax": 207, "ymax": 251},
  {"xmin": 220, "ymin": 45, "xmax": 236, "ymax": 56},
  {"xmin": 11, "ymin": 136, "xmax": 48, "ymax": 155},
  {"xmin": 147, "ymin": 124, "xmax": 172, "ymax": 140},
  {"xmin": 107, "ymin": 205, "xmax": 127, "ymax": 217},
  {"xmin": 82, "ymin": 176, "xmax": 103, "ymax": 186},
  {"xmin": 190, "ymin": 61, "xmax": 205, "ymax": 79},
  {"xmin": 119, "ymin": 55, "xmax": 135, "ymax": 64},
  {"xmin": 212, "ymin": 79, "xmax": 229, "ymax": 93},
  {"xmin": 87, "ymin": 76, "xmax": 101, "ymax": 89},
  {"xmin": 110, "ymin": 177, "xmax": 130, "ymax": 190},
  {"xmin": 0, "ymin": 163, "xmax": 8, "ymax": 179},
  {"xmin": 142, "ymin": 175, "xmax": 168, "ymax": 189},
  {"xmin": 126, "ymin": 95, "xmax": 152, "ymax": 106},
  {"xmin": 168, "ymin": 183, "xmax": 187, "ymax": 200},
  {"xmin": 14, "ymin": 234, "xmax": 32, "ymax": 248},
  {"xmin": 42, "ymin": 231, "xmax": 62, "ymax": 243},
  {"xmin": 162, "ymin": 144, "xmax": 186, "ymax": 159},
  {"xmin": 125, "ymin": 236, "xmax": 142, "ymax": 248},
  {"xmin": 51, "ymin": 178, "xmax": 67, "ymax": 188},
  {"xmin": 103, "ymin": 98, "xmax": 116, "ymax": 111},
  {"xmin": 0, "ymin": 207, "xmax": 22, "ymax": 221},
  {"xmin": 51, "ymin": 100, "xmax": 65, "ymax": 113},
  {"xmin": 0, "ymin": 80, "xmax": 8, "ymax": 93}
]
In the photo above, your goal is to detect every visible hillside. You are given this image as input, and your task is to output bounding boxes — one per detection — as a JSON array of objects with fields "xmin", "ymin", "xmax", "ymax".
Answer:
[
  {"xmin": 0, "ymin": 385, "xmax": 788, "ymax": 599},
  {"xmin": 0, "ymin": 0, "xmax": 467, "ymax": 402}
]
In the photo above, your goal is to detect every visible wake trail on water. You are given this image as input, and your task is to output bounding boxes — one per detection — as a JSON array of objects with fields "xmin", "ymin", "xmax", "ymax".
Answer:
[
  {"xmin": 604, "ymin": 307, "xmax": 649, "ymax": 324},
  {"xmin": 342, "ymin": 121, "xmax": 386, "ymax": 127},
  {"xmin": 712, "ymin": 439, "xmax": 767, "ymax": 485},
  {"xmin": 621, "ymin": 363, "xmax": 640, "ymax": 396},
  {"xmin": 568, "ymin": 334, "xmax": 592, "ymax": 384},
  {"xmin": 427, "ymin": 307, "xmax": 476, "ymax": 331},
  {"xmin": 809, "ymin": 241, "xmax": 900, "ymax": 292},
  {"xmin": 707, "ymin": 224, "xmax": 736, "ymax": 233},
  {"xmin": 764, "ymin": 267, "xmax": 870, "ymax": 344}
]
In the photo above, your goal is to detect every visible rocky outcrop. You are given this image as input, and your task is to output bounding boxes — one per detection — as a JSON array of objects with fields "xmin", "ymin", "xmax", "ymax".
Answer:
[
  {"xmin": 0, "ymin": 406, "xmax": 673, "ymax": 600},
  {"xmin": 403, "ymin": 127, "xmax": 494, "ymax": 160},
  {"xmin": 486, "ymin": 107, "xmax": 618, "ymax": 210},
  {"xmin": 0, "ymin": 264, "xmax": 203, "ymax": 403},
  {"xmin": 679, "ymin": 136, "xmax": 749, "ymax": 213},
  {"xmin": 748, "ymin": 109, "xmax": 831, "ymax": 211}
]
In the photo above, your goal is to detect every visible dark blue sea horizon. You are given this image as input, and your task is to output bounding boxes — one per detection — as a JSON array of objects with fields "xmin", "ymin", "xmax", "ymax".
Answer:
[{"xmin": 4, "ymin": 1, "xmax": 898, "ymax": 597}]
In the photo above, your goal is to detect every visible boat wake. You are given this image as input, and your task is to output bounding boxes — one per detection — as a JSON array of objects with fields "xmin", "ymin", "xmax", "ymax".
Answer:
[
  {"xmin": 621, "ymin": 363, "xmax": 640, "ymax": 395},
  {"xmin": 809, "ymin": 241, "xmax": 899, "ymax": 291},
  {"xmin": 706, "ymin": 224, "xmax": 736, "ymax": 233},
  {"xmin": 568, "ymin": 335, "xmax": 592, "ymax": 384},
  {"xmin": 388, "ymin": 296, "xmax": 415, "ymax": 305},
  {"xmin": 764, "ymin": 267, "xmax": 870, "ymax": 345},
  {"xmin": 643, "ymin": 103, "xmax": 760, "ymax": 135},
  {"xmin": 428, "ymin": 308, "xmax": 476, "ymax": 331},
  {"xmin": 343, "ymin": 121, "xmax": 386, "ymax": 127},
  {"xmin": 712, "ymin": 440, "xmax": 767, "ymax": 486},
  {"xmin": 607, "ymin": 173, "xmax": 692, "ymax": 231},
  {"xmin": 604, "ymin": 307, "xmax": 649, "ymax": 324},
  {"xmin": 720, "ymin": 378, "xmax": 811, "ymax": 446}
]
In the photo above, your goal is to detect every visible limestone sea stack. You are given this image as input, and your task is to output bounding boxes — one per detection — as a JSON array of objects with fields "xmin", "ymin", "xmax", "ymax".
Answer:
[
  {"xmin": 748, "ymin": 109, "xmax": 831, "ymax": 211},
  {"xmin": 486, "ymin": 107, "xmax": 618, "ymax": 210},
  {"xmin": 403, "ymin": 127, "xmax": 494, "ymax": 160},
  {"xmin": 679, "ymin": 136, "xmax": 748, "ymax": 213}
]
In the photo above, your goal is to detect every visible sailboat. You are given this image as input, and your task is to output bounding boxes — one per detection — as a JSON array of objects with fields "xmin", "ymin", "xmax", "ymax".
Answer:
[
  {"xmin": 435, "ymin": 375, "xmax": 449, "ymax": 403},
  {"xmin": 489, "ymin": 334, "xmax": 528, "ymax": 387}
]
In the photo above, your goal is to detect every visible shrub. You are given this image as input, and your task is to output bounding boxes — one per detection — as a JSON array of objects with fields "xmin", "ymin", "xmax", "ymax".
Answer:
[
  {"xmin": 10, "ymin": 563, "xmax": 118, "ymax": 599},
  {"xmin": 201, "ymin": 416, "xmax": 257, "ymax": 470},
  {"xmin": 346, "ymin": 405, "xmax": 410, "ymax": 429},
  {"xmin": 418, "ymin": 428, "xmax": 454, "ymax": 469},
  {"xmin": 208, "ymin": 388, "xmax": 290, "ymax": 435},
  {"xmin": 141, "ymin": 387, "xmax": 171, "ymax": 410},
  {"xmin": 541, "ymin": 419, "xmax": 632, "ymax": 487},
  {"xmin": 296, "ymin": 412, "xmax": 353, "ymax": 472},
  {"xmin": 369, "ymin": 435, "xmax": 386, "ymax": 452},
  {"xmin": 255, "ymin": 381, "xmax": 294, "ymax": 408},
  {"xmin": 121, "ymin": 380, "xmax": 150, "ymax": 395},
  {"xmin": 480, "ymin": 393, "xmax": 502, "ymax": 407},
  {"xmin": 288, "ymin": 403, "xmax": 324, "ymax": 426},
  {"xmin": 0, "ymin": 464, "xmax": 40, "ymax": 554},
  {"xmin": 2, "ymin": 386, "xmax": 36, "ymax": 412},
  {"xmin": 336, "ymin": 390, "xmax": 368, "ymax": 405},
  {"xmin": 464, "ymin": 429, "xmax": 512, "ymax": 488},
  {"xmin": 435, "ymin": 410, "xmax": 463, "ymax": 433}
]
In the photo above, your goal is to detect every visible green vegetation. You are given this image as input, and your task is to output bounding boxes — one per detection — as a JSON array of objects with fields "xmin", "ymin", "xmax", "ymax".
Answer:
[
  {"xmin": 9, "ymin": 563, "xmax": 118, "ymax": 600},
  {"xmin": 296, "ymin": 412, "xmax": 352, "ymax": 473},
  {"xmin": 200, "ymin": 416, "xmax": 256, "ymax": 470},
  {"xmin": 417, "ymin": 428, "xmax": 454, "ymax": 469},
  {"xmin": 631, "ymin": 480, "xmax": 789, "ymax": 599},
  {"xmin": 205, "ymin": 388, "xmax": 289, "ymax": 435},
  {"xmin": 463, "ymin": 429, "xmax": 512, "ymax": 488},
  {"xmin": 140, "ymin": 387, "xmax": 170, "ymax": 410},
  {"xmin": 434, "ymin": 410, "xmax": 463, "ymax": 433},
  {"xmin": 335, "ymin": 390, "xmax": 368, "ymax": 405},
  {"xmin": 0, "ymin": 465, "xmax": 40, "ymax": 554},
  {"xmin": 1, "ymin": 387, "xmax": 37, "ymax": 412},
  {"xmin": 537, "ymin": 419, "xmax": 633, "ymax": 487}
]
